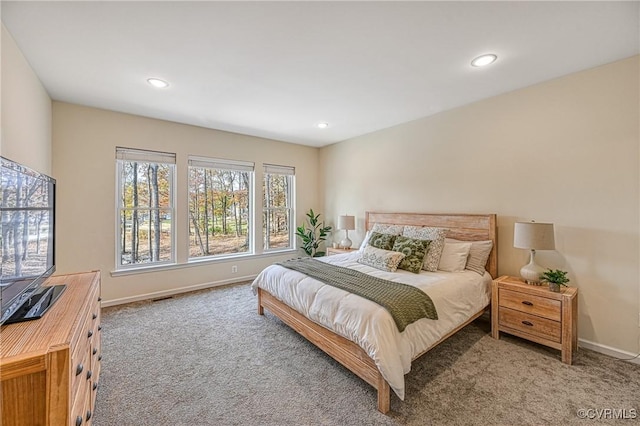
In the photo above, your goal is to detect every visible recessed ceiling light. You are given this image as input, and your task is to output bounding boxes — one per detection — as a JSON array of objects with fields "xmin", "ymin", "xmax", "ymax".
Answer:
[
  {"xmin": 316, "ymin": 122, "xmax": 329, "ymax": 129},
  {"xmin": 471, "ymin": 54, "xmax": 498, "ymax": 67},
  {"xmin": 147, "ymin": 78, "xmax": 169, "ymax": 88}
]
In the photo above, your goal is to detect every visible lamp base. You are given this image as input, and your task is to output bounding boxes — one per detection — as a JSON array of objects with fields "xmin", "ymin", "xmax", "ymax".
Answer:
[
  {"xmin": 520, "ymin": 249, "xmax": 546, "ymax": 285},
  {"xmin": 340, "ymin": 237, "xmax": 352, "ymax": 249}
]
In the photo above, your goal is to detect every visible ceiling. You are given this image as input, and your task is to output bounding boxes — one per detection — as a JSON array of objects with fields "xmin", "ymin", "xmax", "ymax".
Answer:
[{"xmin": 2, "ymin": 1, "xmax": 638, "ymax": 147}]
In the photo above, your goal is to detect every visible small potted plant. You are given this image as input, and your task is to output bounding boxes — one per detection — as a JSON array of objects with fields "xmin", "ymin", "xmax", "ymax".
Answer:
[{"xmin": 540, "ymin": 269, "xmax": 570, "ymax": 292}]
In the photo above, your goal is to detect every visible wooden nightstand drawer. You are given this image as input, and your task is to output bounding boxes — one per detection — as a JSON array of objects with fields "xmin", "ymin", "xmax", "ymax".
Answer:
[
  {"xmin": 499, "ymin": 307, "xmax": 561, "ymax": 343},
  {"xmin": 492, "ymin": 275, "xmax": 578, "ymax": 364},
  {"xmin": 499, "ymin": 288, "xmax": 561, "ymax": 321}
]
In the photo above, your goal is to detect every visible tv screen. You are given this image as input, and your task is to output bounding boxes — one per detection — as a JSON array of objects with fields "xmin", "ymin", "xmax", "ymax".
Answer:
[{"xmin": 1, "ymin": 156, "xmax": 58, "ymax": 325}]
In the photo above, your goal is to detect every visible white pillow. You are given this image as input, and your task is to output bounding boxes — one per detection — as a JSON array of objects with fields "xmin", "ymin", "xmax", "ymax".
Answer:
[
  {"xmin": 438, "ymin": 241, "xmax": 472, "ymax": 272},
  {"xmin": 358, "ymin": 230, "xmax": 371, "ymax": 251},
  {"xmin": 446, "ymin": 238, "xmax": 493, "ymax": 275}
]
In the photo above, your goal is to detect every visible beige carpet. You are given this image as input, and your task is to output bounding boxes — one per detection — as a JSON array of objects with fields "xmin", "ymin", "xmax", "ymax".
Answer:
[{"xmin": 93, "ymin": 282, "xmax": 640, "ymax": 425}]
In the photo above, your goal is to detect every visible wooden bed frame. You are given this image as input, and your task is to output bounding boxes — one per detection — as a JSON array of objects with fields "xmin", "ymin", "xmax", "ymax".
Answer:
[{"xmin": 257, "ymin": 212, "xmax": 497, "ymax": 413}]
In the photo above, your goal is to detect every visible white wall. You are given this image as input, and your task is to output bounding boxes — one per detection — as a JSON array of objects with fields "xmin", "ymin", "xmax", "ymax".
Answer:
[
  {"xmin": 320, "ymin": 56, "xmax": 640, "ymax": 355},
  {"xmin": 53, "ymin": 102, "xmax": 320, "ymax": 304},
  {"xmin": 1, "ymin": 24, "xmax": 51, "ymax": 173}
]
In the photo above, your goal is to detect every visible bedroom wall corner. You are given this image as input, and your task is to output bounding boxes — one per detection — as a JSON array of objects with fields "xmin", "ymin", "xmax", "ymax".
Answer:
[
  {"xmin": 319, "ymin": 55, "xmax": 640, "ymax": 356},
  {"xmin": 1, "ymin": 23, "xmax": 52, "ymax": 174}
]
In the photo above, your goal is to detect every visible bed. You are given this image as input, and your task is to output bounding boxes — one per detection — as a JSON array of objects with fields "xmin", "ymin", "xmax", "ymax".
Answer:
[{"xmin": 252, "ymin": 212, "xmax": 497, "ymax": 413}]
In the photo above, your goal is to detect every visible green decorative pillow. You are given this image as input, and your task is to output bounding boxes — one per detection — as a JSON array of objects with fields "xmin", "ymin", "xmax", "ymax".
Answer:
[
  {"xmin": 392, "ymin": 236, "xmax": 431, "ymax": 274},
  {"xmin": 403, "ymin": 226, "xmax": 447, "ymax": 272},
  {"xmin": 358, "ymin": 245, "xmax": 406, "ymax": 272},
  {"xmin": 367, "ymin": 231, "xmax": 397, "ymax": 251}
]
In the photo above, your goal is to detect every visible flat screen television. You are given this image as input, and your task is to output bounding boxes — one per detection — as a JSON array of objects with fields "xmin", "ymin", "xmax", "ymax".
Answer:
[{"xmin": 1, "ymin": 156, "xmax": 63, "ymax": 325}]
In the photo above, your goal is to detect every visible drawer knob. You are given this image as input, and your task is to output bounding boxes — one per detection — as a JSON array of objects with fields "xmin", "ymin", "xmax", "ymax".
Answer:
[
  {"xmin": 92, "ymin": 313, "xmax": 97, "ymax": 320},
  {"xmin": 93, "ymin": 348, "xmax": 97, "ymax": 355},
  {"xmin": 76, "ymin": 415, "xmax": 83, "ymax": 426},
  {"xmin": 522, "ymin": 320, "xmax": 534, "ymax": 327},
  {"xmin": 98, "ymin": 354, "xmax": 102, "ymax": 361},
  {"xmin": 88, "ymin": 330, "xmax": 93, "ymax": 338},
  {"xmin": 86, "ymin": 370, "xmax": 92, "ymax": 380},
  {"xmin": 521, "ymin": 301, "xmax": 534, "ymax": 306},
  {"xmin": 75, "ymin": 363, "xmax": 84, "ymax": 376},
  {"xmin": 86, "ymin": 410, "xmax": 92, "ymax": 421},
  {"xmin": 98, "ymin": 297, "xmax": 102, "ymax": 302},
  {"xmin": 93, "ymin": 382, "xmax": 98, "ymax": 391},
  {"xmin": 98, "ymin": 325, "xmax": 102, "ymax": 331}
]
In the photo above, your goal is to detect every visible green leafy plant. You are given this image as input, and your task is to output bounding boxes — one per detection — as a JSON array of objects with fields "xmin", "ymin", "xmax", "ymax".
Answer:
[
  {"xmin": 295, "ymin": 209, "xmax": 332, "ymax": 257},
  {"xmin": 540, "ymin": 269, "xmax": 570, "ymax": 286}
]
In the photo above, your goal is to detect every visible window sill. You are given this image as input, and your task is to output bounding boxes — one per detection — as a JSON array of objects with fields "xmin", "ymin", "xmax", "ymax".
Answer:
[{"xmin": 110, "ymin": 249, "xmax": 298, "ymax": 277}]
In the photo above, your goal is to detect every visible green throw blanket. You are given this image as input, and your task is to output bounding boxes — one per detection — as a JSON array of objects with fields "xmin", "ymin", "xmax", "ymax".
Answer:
[{"xmin": 276, "ymin": 258, "xmax": 437, "ymax": 332}]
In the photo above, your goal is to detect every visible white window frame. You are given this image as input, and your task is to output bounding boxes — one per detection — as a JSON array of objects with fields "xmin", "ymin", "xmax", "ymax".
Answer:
[
  {"xmin": 262, "ymin": 164, "xmax": 295, "ymax": 252},
  {"xmin": 187, "ymin": 156, "xmax": 255, "ymax": 261},
  {"xmin": 115, "ymin": 147, "xmax": 176, "ymax": 270}
]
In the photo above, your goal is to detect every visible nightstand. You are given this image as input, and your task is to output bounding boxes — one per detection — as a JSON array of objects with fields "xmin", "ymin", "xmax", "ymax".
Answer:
[
  {"xmin": 491, "ymin": 275, "xmax": 578, "ymax": 364},
  {"xmin": 326, "ymin": 247, "xmax": 356, "ymax": 256}
]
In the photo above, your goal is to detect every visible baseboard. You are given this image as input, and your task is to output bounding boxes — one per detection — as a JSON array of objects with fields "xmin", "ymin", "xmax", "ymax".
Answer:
[
  {"xmin": 579, "ymin": 338, "xmax": 640, "ymax": 365},
  {"xmin": 101, "ymin": 275, "xmax": 257, "ymax": 307}
]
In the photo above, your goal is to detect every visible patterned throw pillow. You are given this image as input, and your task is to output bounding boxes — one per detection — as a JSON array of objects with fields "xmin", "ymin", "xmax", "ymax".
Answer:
[
  {"xmin": 367, "ymin": 231, "xmax": 397, "ymax": 251},
  {"xmin": 403, "ymin": 226, "xmax": 447, "ymax": 272},
  {"xmin": 391, "ymin": 236, "xmax": 431, "ymax": 274},
  {"xmin": 358, "ymin": 245, "xmax": 406, "ymax": 272},
  {"xmin": 371, "ymin": 223, "xmax": 404, "ymax": 236}
]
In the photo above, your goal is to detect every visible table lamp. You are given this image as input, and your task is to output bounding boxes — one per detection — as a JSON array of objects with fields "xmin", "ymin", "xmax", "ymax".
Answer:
[
  {"xmin": 513, "ymin": 221, "xmax": 555, "ymax": 284},
  {"xmin": 337, "ymin": 215, "xmax": 355, "ymax": 249}
]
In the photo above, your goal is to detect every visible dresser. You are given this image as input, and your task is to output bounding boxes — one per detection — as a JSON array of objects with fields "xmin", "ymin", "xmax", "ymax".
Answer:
[
  {"xmin": 491, "ymin": 275, "xmax": 577, "ymax": 364},
  {"xmin": 1, "ymin": 271, "xmax": 102, "ymax": 426}
]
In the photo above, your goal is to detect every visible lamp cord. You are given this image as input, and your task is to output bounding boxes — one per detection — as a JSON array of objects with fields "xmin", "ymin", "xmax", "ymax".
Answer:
[
  {"xmin": 617, "ymin": 352, "xmax": 640, "ymax": 362},
  {"xmin": 615, "ymin": 335, "xmax": 640, "ymax": 362}
]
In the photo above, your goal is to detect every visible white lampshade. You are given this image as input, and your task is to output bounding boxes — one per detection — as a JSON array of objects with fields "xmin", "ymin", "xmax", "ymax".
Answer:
[
  {"xmin": 514, "ymin": 222, "xmax": 555, "ymax": 250},
  {"xmin": 514, "ymin": 221, "xmax": 555, "ymax": 285},
  {"xmin": 337, "ymin": 215, "xmax": 355, "ymax": 249},
  {"xmin": 337, "ymin": 215, "xmax": 355, "ymax": 230}
]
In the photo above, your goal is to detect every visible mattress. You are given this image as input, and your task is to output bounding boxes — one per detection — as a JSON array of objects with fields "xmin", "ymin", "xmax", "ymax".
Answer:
[{"xmin": 251, "ymin": 251, "xmax": 492, "ymax": 399}]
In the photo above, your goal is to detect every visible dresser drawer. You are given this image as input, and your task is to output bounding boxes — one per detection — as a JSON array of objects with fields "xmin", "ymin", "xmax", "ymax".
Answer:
[
  {"xmin": 499, "ymin": 288, "xmax": 561, "ymax": 321},
  {"xmin": 71, "ymin": 343, "xmax": 91, "ymax": 406},
  {"xmin": 499, "ymin": 307, "xmax": 561, "ymax": 343},
  {"xmin": 71, "ymin": 377, "xmax": 92, "ymax": 426}
]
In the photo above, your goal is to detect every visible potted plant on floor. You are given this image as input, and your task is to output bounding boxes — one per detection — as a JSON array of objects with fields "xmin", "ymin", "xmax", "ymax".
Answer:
[
  {"xmin": 540, "ymin": 269, "xmax": 570, "ymax": 292},
  {"xmin": 295, "ymin": 209, "xmax": 332, "ymax": 257}
]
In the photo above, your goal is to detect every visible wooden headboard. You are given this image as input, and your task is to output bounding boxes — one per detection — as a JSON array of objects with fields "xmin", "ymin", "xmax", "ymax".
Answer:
[{"xmin": 365, "ymin": 212, "xmax": 498, "ymax": 278}]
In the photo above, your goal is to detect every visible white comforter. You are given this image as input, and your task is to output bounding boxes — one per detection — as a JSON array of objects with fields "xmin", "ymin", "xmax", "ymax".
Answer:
[{"xmin": 251, "ymin": 251, "xmax": 492, "ymax": 400}]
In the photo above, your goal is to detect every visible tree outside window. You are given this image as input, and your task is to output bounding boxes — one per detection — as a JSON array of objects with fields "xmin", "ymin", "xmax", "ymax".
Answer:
[
  {"xmin": 116, "ymin": 148, "xmax": 175, "ymax": 269},
  {"xmin": 263, "ymin": 164, "xmax": 294, "ymax": 251},
  {"xmin": 188, "ymin": 157, "xmax": 254, "ymax": 259}
]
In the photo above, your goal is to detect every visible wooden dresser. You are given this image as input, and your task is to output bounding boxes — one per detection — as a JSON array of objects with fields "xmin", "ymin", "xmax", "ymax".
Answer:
[
  {"xmin": 1, "ymin": 271, "xmax": 102, "ymax": 426},
  {"xmin": 491, "ymin": 275, "xmax": 577, "ymax": 364}
]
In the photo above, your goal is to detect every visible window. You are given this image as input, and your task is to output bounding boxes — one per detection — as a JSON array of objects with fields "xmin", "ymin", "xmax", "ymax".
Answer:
[
  {"xmin": 188, "ymin": 157, "xmax": 254, "ymax": 259},
  {"xmin": 263, "ymin": 164, "xmax": 295, "ymax": 251},
  {"xmin": 116, "ymin": 148, "xmax": 175, "ymax": 269}
]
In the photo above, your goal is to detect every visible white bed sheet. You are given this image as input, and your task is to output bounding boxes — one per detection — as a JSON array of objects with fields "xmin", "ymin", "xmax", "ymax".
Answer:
[{"xmin": 251, "ymin": 251, "xmax": 492, "ymax": 400}]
